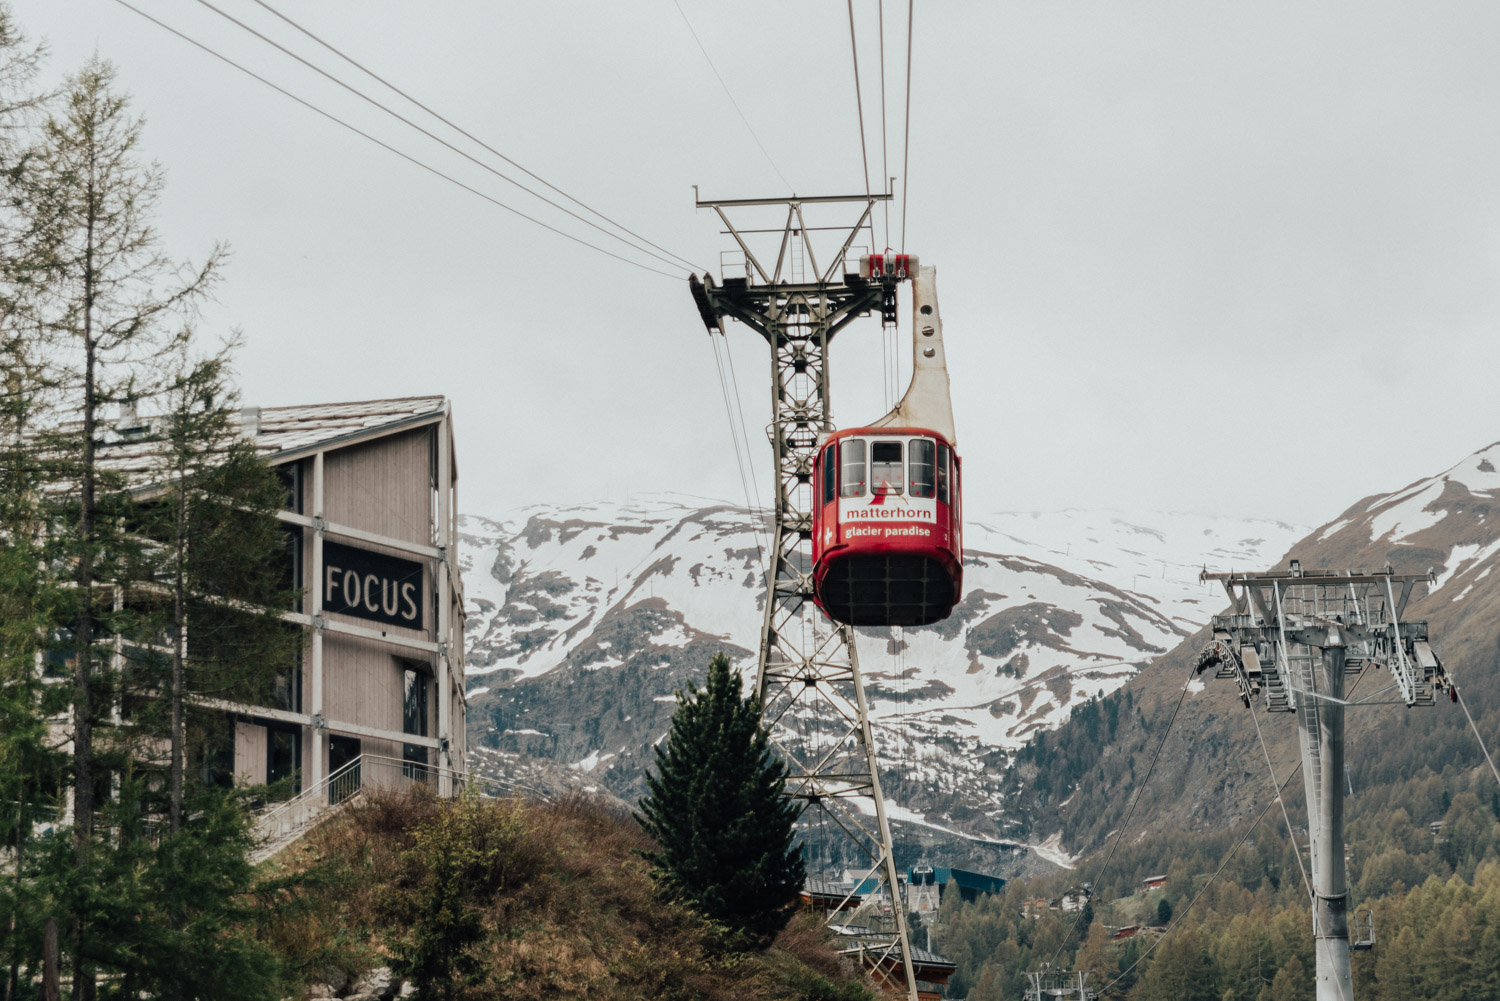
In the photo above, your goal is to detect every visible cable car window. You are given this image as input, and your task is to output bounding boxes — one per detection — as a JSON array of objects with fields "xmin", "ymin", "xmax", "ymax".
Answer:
[
  {"xmin": 871, "ymin": 441, "xmax": 904, "ymax": 495},
  {"xmin": 937, "ymin": 444, "xmax": 951, "ymax": 504},
  {"xmin": 840, "ymin": 439, "xmax": 867, "ymax": 498},
  {"xmin": 823, "ymin": 444, "xmax": 837, "ymax": 505},
  {"xmin": 911, "ymin": 439, "xmax": 936, "ymax": 498}
]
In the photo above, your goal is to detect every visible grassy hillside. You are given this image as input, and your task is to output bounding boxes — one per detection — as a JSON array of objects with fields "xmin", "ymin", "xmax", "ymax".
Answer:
[{"xmin": 259, "ymin": 790, "xmax": 877, "ymax": 1001}]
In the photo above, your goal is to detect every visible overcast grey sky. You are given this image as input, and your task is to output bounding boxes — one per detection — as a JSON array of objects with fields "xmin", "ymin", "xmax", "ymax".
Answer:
[{"xmin": 23, "ymin": 1, "xmax": 1500, "ymax": 528}]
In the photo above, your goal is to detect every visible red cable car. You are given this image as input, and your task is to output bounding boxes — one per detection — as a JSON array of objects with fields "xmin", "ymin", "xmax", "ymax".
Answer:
[{"xmin": 812, "ymin": 263, "xmax": 962, "ymax": 627}]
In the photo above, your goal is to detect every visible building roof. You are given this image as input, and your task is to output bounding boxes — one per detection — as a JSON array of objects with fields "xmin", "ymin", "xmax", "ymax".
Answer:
[
  {"xmin": 83, "ymin": 396, "xmax": 450, "ymax": 488},
  {"xmin": 906, "ymin": 865, "xmax": 1006, "ymax": 895},
  {"xmin": 805, "ymin": 876, "xmax": 880, "ymax": 900},
  {"xmin": 248, "ymin": 395, "xmax": 448, "ymax": 463}
]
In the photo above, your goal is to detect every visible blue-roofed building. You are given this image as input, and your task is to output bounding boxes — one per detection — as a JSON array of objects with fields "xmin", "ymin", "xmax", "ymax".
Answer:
[{"xmin": 907, "ymin": 864, "xmax": 1006, "ymax": 914}]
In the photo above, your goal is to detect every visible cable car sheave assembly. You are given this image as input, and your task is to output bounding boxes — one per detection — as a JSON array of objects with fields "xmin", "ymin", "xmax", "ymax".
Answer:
[{"xmin": 689, "ymin": 191, "xmax": 955, "ymax": 1001}]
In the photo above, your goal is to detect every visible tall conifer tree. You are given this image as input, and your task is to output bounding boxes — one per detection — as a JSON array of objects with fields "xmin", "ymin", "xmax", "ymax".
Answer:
[{"xmin": 636, "ymin": 652, "xmax": 805, "ymax": 948}]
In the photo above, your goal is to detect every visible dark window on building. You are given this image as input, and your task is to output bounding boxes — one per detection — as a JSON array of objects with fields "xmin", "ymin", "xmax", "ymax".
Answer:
[
  {"xmin": 403, "ymin": 666, "xmax": 429, "ymax": 778},
  {"xmin": 871, "ymin": 441, "xmax": 904, "ymax": 495},
  {"xmin": 822, "ymin": 444, "xmax": 837, "ymax": 505},
  {"xmin": 937, "ymin": 444, "xmax": 951, "ymax": 505},
  {"xmin": 276, "ymin": 462, "xmax": 302, "ymax": 514},
  {"xmin": 43, "ymin": 627, "xmax": 75, "ymax": 679},
  {"xmin": 267, "ymin": 726, "xmax": 301, "ymax": 796},
  {"xmin": 272, "ymin": 663, "xmax": 302, "ymax": 714},
  {"xmin": 281, "ymin": 524, "xmax": 302, "ymax": 609},
  {"xmin": 195, "ymin": 716, "xmax": 235, "ymax": 789},
  {"xmin": 840, "ymin": 439, "xmax": 867, "ymax": 498},
  {"xmin": 911, "ymin": 439, "xmax": 936, "ymax": 498}
]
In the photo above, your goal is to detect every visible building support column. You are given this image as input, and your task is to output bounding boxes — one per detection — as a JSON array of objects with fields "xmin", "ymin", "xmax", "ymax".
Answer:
[
  {"xmin": 436, "ymin": 422, "xmax": 453, "ymax": 796},
  {"xmin": 309, "ymin": 450, "xmax": 326, "ymax": 790}
]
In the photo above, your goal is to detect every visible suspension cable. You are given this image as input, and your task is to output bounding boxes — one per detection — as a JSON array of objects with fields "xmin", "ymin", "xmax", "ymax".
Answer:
[
  {"xmin": 113, "ymin": 0, "xmax": 682, "ymax": 279},
  {"xmin": 248, "ymin": 0, "xmax": 707, "ymax": 274},
  {"xmin": 847, "ymin": 0, "xmax": 871, "ymax": 197},
  {"xmin": 1099, "ymin": 766, "xmax": 1300, "ymax": 997},
  {"xmin": 899, "ymin": 0, "xmax": 913, "ymax": 251},
  {"xmin": 719, "ymin": 332, "xmax": 768, "ymax": 569},
  {"xmin": 671, "ymin": 0, "xmax": 792, "ymax": 194},
  {"xmin": 1047, "ymin": 659, "xmax": 1197, "ymax": 967},
  {"xmin": 707, "ymin": 334, "xmax": 768, "ymax": 565},
  {"xmin": 878, "ymin": 0, "xmax": 891, "ymax": 247},
  {"xmin": 1453, "ymin": 678, "xmax": 1500, "ymax": 791},
  {"xmin": 190, "ymin": 0, "xmax": 696, "ymax": 276},
  {"xmin": 1249, "ymin": 695, "xmax": 1314, "ymax": 900}
]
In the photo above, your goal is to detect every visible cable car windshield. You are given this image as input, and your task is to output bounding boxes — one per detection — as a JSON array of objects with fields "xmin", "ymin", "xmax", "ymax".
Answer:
[
  {"xmin": 871, "ymin": 441, "xmax": 904, "ymax": 495},
  {"xmin": 840, "ymin": 439, "xmax": 867, "ymax": 497},
  {"xmin": 911, "ymin": 439, "xmax": 935, "ymax": 498}
]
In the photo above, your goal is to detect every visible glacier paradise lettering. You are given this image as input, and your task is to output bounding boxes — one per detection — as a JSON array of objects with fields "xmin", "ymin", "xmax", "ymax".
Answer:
[{"xmin": 844, "ymin": 524, "xmax": 932, "ymax": 540}]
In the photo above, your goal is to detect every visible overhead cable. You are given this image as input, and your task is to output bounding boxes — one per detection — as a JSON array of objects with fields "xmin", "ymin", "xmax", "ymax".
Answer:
[
  {"xmin": 248, "ymin": 0, "xmax": 706, "ymax": 275},
  {"xmin": 1048, "ymin": 660, "xmax": 1197, "ymax": 968},
  {"xmin": 1100, "ymin": 767, "xmax": 1300, "ymax": 998},
  {"xmin": 671, "ymin": 0, "xmax": 792, "ymax": 194},
  {"xmin": 189, "ymin": 0, "xmax": 695, "ymax": 276},
  {"xmin": 846, "ymin": 0, "xmax": 871, "ymax": 198},
  {"xmin": 707, "ymin": 334, "xmax": 768, "ymax": 567},
  {"xmin": 1453, "ymin": 678, "xmax": 1500, "ymax": 792},
  {"xmin": 1248, "ymin": 690, "xmax": 1314, "ymax": 899},
  {"xmin": 113, "ymin": 0, "xmax": 682, "ymax": 279},
  {"xmin": 878, "ymin": 0, "xmax": 890, "ymax": 247},
  {"xmin": 719, "ymin": 331, "xmax": 768, "ymax": 560},
  {"xmin": 900, "ymin": 0, "xmax": 913, "ymax": 251}
]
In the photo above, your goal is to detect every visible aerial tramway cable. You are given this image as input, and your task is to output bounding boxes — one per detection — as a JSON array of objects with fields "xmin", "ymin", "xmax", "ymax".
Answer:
[
  {"xmin": 1249, "ymin": 682, "xmax": 1314, "ymax": 901},
  {"xmin": 1047, "ymin": 658, "xmax": 1198, "ymax": 968},
  {"xmin": 1452, "ymin": 676, "xmax": 1500, "ymax": 792},
  {"xmin": 706, "ymin": 333, "xmax": 769, "ymax": 569},
  {"xmin": 114, "ymin": 0, "xmax": 685, "ymax": 279},
  {"xmin": 246, "ymin": 0, "xmax": 707, "ymax": 275},
  {"xmin": 719, "ymin": 332, "xmax": 768, "ymax": 565},
  {"xmin": 671, "ymin": 0, "xmax": 793, "ymax": 194},
  {"xmin": 900, "ymin": 0, "xmax": 914, "ymax": 252},
  {"xmin": 1099, "ymin": 765, "xmax": 1302, "ymax": 998},
  {"xmin": 187, "ymin": 0, "xmax": 699, "ymax": 277},
  {"xmin": 847, "ymin": 0, "xmax": 872, "ymax": 199}
]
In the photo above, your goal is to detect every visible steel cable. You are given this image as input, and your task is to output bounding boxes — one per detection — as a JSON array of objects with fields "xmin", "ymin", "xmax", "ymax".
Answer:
[
  {"xmin": 1047, "ymin": 659, "xmax": 1198, "ymax": 968},
  {"xmin": 190, "ymin": 0, "xmax": 696, "ymax": 276},
  {"xmin": 249, "ymin": 0, "xmax": 708, "ymax": 274},
  {"xmin": 113, "ymin": 0, "xmax": 683, "ymax": 279}
]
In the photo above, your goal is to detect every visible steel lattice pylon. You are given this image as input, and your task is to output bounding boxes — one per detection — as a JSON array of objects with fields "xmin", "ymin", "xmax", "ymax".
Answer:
[{"xmin": 689, "ymin": 191, "xmax": 919, "ymax": 1001}]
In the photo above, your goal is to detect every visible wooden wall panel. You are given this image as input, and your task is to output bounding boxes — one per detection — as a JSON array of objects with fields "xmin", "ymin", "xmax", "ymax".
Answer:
[
  {"xmin": 235, "ymin": 722, "xmax": 267, "ymax": 785},
  {"xmin": 324, "ymin": 428, "xmax": 432, "ymax": 545}
]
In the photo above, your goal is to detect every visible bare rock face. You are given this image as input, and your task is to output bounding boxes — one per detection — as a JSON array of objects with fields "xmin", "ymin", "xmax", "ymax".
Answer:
[{"xmin": 348, "ymin": 967, "xmax": 396, "ymax": 1001}]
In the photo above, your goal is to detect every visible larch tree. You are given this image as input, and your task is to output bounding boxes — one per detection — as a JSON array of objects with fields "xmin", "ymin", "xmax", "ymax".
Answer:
[
  {"xmin": 0, "ymin": 11, "xmax": 69, "ymax": 1000},
  {"xmin": 636, "ymin": 651, "xmax": 805, "ymax": 948},
  {"xmin": 129, "ymin": 339, "xmax": 299, "ymax": 834}
]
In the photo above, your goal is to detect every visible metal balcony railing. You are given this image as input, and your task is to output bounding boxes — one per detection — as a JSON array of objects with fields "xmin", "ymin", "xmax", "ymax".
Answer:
[{"xmin": 250, "ymin": 753, "xmax": 465, "ymax": 863}]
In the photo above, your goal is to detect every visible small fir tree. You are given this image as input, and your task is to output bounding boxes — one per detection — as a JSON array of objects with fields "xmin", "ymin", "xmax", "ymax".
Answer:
[{"xmin": 636, "ymin": 652, "xmax": 805, "ymax": 948}]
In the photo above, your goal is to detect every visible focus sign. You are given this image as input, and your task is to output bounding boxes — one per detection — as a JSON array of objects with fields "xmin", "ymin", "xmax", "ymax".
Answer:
[{"xmin": 323, "ymin": 540, "xmax": 424, "ymax": 630}]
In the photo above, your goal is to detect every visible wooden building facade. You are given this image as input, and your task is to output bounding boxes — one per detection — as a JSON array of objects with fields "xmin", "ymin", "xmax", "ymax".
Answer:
[{"xmin": 225, "ymin": 396, "xmax": 467, "ymax": 795}]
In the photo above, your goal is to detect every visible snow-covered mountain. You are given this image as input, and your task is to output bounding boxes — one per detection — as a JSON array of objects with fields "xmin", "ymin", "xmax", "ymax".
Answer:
[{"xmin": 458, "ymin": 495, "xmax": 1303, "ymax": 866}]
